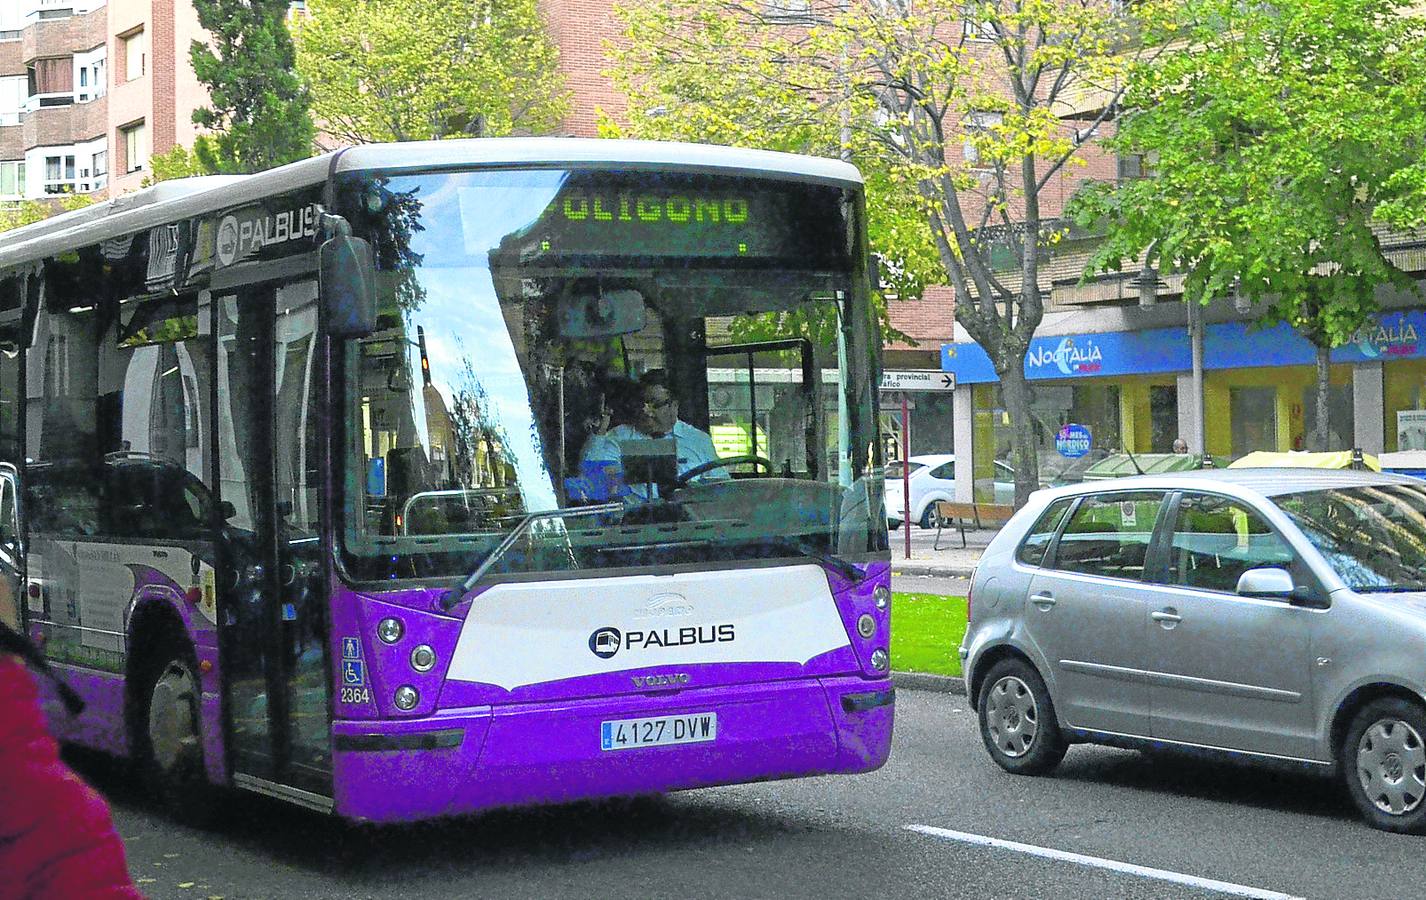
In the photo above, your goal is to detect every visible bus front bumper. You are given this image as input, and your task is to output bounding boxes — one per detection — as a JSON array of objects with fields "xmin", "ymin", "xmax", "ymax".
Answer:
[{"xmin": 330, "ymin": 675, "xmax": 893, "ymax": 823}]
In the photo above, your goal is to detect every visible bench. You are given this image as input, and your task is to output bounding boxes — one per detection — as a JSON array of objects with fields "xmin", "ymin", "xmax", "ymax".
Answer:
[{"xmin": 933, "ymin": 501, "xmax": 1015, "ymax": 549}]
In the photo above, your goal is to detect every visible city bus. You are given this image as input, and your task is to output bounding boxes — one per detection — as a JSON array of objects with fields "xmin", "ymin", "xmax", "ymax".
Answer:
[{"xmin": 0, "ymin": 139, "xmax": 892, "ymax": 822}]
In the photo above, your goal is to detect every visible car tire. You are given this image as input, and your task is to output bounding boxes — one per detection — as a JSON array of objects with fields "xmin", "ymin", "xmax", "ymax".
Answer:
[
  {"xmin": 130, "ymin": 637, "xmax": 220, "ymax": 825},
  {"xmin": 1342, "ymin": 697, "xmax": 1426, "ymax": 834},
  {"xmin": 977, "ymin": 659, "xmax": 1067, "ymax": 776},
  {"xmin": 918, "ymin": 505, "xmax": 936, "ymax": 530}
]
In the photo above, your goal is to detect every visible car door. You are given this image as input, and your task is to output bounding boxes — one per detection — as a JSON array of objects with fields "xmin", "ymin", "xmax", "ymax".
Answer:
[
  {"xmin": 1143, "ymin": 491, "xmax": 1317, "ymax": 758},
  {"xmin": 1022, "ymin": 490, "xmax": 1168, "ymax": 736}
]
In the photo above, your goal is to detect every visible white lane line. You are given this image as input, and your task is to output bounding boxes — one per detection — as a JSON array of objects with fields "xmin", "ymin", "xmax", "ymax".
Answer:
[{"xmin": 905, "ymin": 824, "xmax": 1304, "ymax": 900}]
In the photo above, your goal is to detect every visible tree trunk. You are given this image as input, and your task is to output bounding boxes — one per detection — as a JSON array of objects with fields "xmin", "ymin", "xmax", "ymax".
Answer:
[
  {"xmin": 999, "ymin": 365, "xmax": 1041, "ymax": 508},
  {"xmin": 1314, "ymin": 343, "xmax": 1331, "ymax": 451}
]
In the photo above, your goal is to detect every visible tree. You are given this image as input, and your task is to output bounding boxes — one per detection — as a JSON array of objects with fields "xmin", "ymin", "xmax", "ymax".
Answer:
[
  {"xmin": 0, "ymin": 195, "xmax": 94, "ymax": 234},
  {"xmin": 293, "ymin": 0, "xmax": 569, "ymax": 144},
  {"xmin": 144, "ymin": 145, "xmax": 207, "ymax": 185},
  {"xmin": 191, "ymin": 0, "xmax": 315, "ymax": 173},
  {"xmin": 1074, "ymin": 0, "xmax": 1426, "ymax": 452},
  {"xmin": 607, "ymin": 0, "xmax": 1166, "ymax": 504}
]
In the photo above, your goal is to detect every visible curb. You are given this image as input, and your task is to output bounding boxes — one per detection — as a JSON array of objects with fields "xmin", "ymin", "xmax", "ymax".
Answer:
[
  {"xmin": 891, "ymin": 671, "xmax": 966, "ymax": 694},
  {"xmin": 891, "ymin": 565, "xmax": 976, "ymax": 579}
]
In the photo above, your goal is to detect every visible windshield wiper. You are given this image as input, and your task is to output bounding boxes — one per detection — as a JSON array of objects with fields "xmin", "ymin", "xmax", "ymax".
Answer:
[
  {"xmin": 766, "ymin": 535, "xmax": 864, "ymax": 583},
  {"xmin": 445, "ymin": 502, "xmax": 624, "ymax": 608}
]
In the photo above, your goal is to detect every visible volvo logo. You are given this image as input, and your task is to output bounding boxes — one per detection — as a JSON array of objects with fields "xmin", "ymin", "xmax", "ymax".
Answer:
[
  {"xmin": 631, "ymin": 673, "xmax": 690, "ymax": 688},
  {"xmin": 589, "ymin": 627, "xmax": 622, "ymax": 659}
]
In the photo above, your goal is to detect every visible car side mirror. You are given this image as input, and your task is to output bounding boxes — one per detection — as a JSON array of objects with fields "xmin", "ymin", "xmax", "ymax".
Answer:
[{"xmin": 1236, "ymin": 567, "xmax": 1295, "ymax": 600}]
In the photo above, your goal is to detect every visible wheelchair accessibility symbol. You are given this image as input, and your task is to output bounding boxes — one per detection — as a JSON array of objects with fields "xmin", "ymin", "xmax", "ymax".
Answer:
[{"xmin": 341, "ymin": 659, "xmax": 366, "ymax": 687}]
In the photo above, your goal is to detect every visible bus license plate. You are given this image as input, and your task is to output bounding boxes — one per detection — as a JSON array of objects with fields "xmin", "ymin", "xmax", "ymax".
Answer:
[{"xmin": 600, "ymin": 713, "xmax": 717, "ymax": 751}]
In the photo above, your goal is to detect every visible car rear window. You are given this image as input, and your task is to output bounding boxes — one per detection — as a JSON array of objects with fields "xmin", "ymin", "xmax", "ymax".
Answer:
[
  {"xmin": 1052, "ymin": 492, "xmax": 1166, "ymax": 581},
  {"xmin": 1015, "ymin": 498, "xmax": 1072, "ymax": 567}
]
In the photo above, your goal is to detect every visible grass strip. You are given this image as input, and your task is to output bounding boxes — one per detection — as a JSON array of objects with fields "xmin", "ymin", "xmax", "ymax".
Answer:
[{"xmin": 891, "ymin": 592, "xmax": 968, "ymax": 677}]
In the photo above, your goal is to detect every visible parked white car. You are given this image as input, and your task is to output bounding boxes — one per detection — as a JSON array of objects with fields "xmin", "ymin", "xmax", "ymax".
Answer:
[{"xmin": 886, "ymin": 454, "xmax": 1015, "ymax": 528}]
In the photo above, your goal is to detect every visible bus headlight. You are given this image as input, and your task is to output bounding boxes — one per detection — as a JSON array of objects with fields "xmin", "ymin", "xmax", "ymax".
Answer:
[
  {"xmin": 857, "ymin": 614, "xmax": 876, "ymax": 639},
  {"xmin": 870, "ymin": 649, "xmax": 889, "ymax": 672},
  {"xmin": 394, "ymin": 685, "xmax": 419, "ymax": 711},
  {"xmin": 410, "ymin": 644, "xmax": 436, "ymax": 672},
  {"xmin": 873, "ymin": 585, "xmax": 890, "ymax": 610},
  {"xmin": 377, "ymin": 617, "xmax": 404, "ymax": 644}
]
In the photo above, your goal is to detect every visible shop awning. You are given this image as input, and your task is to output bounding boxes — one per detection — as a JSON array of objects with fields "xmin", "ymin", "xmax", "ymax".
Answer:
[{"xmin": 1227, "ymin": 450, "xmax": 1381, "ymax": 472}]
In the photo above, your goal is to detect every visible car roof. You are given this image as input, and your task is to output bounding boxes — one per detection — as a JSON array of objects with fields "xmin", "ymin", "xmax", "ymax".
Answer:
[
  {"xmin": 1035, "ymin": 467, "xmax": 1422, "ymax": 503},
  {"xmin": 906, "ymin": 454, "xmax": 955, "ymax": 466}
]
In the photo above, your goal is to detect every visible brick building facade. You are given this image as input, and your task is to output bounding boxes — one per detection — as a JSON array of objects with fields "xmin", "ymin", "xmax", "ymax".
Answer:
[{"xmin": 0, "ymin": 0, "xmax": 208, "ymax": 203}]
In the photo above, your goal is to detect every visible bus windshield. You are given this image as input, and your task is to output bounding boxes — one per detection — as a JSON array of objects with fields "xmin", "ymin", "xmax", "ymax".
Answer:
[{"xmin": 336, "ymin": 167, "xmax": 884, "ymax": 583}]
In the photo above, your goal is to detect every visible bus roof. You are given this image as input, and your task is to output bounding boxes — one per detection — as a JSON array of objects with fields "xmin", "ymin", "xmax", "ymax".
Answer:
[{"xmin": 0, "ymin": 138, "xmax": 864, "ymax": 272}]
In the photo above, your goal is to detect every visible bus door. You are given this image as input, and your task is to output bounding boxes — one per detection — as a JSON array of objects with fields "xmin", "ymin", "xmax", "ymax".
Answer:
[{"xmin": 216, "ymin": 278, "xmax": 331, "ymax": 804}]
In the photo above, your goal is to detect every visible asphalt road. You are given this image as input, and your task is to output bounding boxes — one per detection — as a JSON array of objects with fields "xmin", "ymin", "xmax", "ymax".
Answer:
[{"xmin": 90, "ymin": 690, "xmax": 1425, "ymax": 900}]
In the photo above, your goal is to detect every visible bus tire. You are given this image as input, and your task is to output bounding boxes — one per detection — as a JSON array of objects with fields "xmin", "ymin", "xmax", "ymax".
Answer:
[{"xmin": 129, "ymin": 635, "xmax": 218, "ymax": 825}]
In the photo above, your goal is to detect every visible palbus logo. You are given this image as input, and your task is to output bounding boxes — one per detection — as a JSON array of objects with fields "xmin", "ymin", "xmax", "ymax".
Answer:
[{"xmin": 589, "ymin": 627, "xmax": 622, "ymax": 659}]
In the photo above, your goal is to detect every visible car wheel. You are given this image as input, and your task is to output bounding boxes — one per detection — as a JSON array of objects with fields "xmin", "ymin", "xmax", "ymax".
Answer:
[
  {"xmin": 130, "ymin": 639, "xmax": 219, "ymax": 824},
  {"xmin": 918, "ymin": 505, "xmax": 936, "ymax": 529},
  {"xmin": 977, "ymin": 659, "xmax": 1067, "ymax": 776},
  {"xmin": 1343, "ymin": 698, "xmax": 1426, "ymax": 834}
]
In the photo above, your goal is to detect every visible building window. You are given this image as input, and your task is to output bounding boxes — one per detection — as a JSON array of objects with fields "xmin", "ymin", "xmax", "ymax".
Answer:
[
  {"xmin": 121, "ymin": 122, "xmax": 147, "ymax": 172},
  {"xmin": 1117, "ymin": 153, "xmax": 1145, "ymax": 182},
  {"xmin": 0, "ymin": 161, "xmax": 24, "ymax": 198},
  {"xmin": 964, "ymin": 16, "xmax": 995, "ymax": 40},
  {"xmin": 122, "ymin": 29, "xmax": 146, "ymax": 82},
  {"xmin": 764, "ymin": 0, "xmax": 811, "ymax": 21},
  {"xmin": 963, "ymin": 111, "xmax": 1002, "ymax": 168},
  {"xmin": 43, "ymin": 154, "xmax": 76, "ymax": 193},
  {"xmin": 74, "ymin": 50, "xmax": 105, "ymax": 102},
  {"xmin": 27, "ymin": 57, "xmax": 74, "ymax": 106},
  {"xmin": 0, "ymin": 76, "xmax": 24, "ymax": 126}
]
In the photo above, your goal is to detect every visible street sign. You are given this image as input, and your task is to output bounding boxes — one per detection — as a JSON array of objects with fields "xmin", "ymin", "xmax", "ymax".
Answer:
[{"xmin": 880, "ymin": 370, "xmax": 955, "ymax": 392}]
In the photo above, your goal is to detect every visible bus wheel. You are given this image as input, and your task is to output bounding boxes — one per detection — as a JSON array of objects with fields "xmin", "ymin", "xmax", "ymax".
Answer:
[{"xmin": 131, "ymin": 643, "xmax": 215, "ymax": 823}]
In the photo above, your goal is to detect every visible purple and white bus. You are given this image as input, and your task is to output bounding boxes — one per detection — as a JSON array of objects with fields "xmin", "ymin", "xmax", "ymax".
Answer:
[{"xmin": 0, "ymin": 139, "xmax": 892, "ymax": 822}]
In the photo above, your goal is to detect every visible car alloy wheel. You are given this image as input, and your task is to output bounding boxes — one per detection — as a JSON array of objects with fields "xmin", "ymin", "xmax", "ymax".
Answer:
[
  {"xmin": 1356, "ymin": 717, "xmax": 1426, "ymax": 816},
  {"xmin": 985, "ymin": 674, "xmax": 1039, "ymax": 758}
]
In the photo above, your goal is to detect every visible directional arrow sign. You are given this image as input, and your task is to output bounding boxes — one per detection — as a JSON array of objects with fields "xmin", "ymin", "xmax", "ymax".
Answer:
[{"xmin": 880, "ymin": 370, "xmax": 956, "ymax": 392}]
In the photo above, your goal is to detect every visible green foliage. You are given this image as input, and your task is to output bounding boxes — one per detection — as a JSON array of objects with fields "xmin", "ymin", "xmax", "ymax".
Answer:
[
  {"xmin": 191, "ymin": 0, "xmax": 315, "ymax": 173},
  {"xmin": 1074, "ymin": 0, "xmax": 1426, "ymax": 351},
  {"xmin": 294, "ymin": 0, "xmax": 569, "ymax": 143},
  {"xmin": 891, "ymin": 592, "xmax": 967, "ymax": 677},
  {"xmin": 607, "ymin": 0, "xmax": 1165, "ymax": 502},
  {"xmin": 0, "ymin": 195, "xmax": 94, "ymax": 234},
  {"xmin": 144, "ymin": 145, "xmax": 208, "ymax": 185}
]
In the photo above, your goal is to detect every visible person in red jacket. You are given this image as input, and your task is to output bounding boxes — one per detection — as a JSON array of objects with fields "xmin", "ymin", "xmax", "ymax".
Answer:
[{"xmin": 0, "ymin": 577, "xmax": 142, "ymax": 899}]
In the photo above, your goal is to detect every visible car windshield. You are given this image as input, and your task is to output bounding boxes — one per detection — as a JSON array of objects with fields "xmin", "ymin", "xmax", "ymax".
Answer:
[
  {"xmin": 335, "ymin": 167, "xmax": 884, "ymax": 582},
  {"xmin": 1276, "ymin": 483, "xmax": 1426, "ymax": 592}
]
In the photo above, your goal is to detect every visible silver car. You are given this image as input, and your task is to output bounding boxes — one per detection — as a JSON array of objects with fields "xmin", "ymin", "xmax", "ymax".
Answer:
[{"xmin": 961, "ymin": 468, "xmax": 1426, "ymax": 833}]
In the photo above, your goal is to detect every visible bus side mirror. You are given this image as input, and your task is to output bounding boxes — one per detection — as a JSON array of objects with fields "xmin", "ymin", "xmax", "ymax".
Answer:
[{"xmin": 320, "ymin": 235, "xmax": 378, "ymax": 338}]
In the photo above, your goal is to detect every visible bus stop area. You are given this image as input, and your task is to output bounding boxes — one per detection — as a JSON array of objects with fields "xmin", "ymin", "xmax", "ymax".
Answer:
[{"xmin": 886, "ymin": 524, "xmax": 990, "ymax": 578}]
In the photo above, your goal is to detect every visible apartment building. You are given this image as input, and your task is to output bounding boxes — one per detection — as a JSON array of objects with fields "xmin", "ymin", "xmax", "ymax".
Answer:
[{"xmin": 0, "ymin": 0, "xmax": 207, "ymax": 203}]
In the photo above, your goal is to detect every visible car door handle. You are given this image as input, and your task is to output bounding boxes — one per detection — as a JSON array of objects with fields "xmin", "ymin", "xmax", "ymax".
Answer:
[
  {"xmin": 1030, "ymin": 593, "xmax": 1056, "ymax": 610},
  {"xmin": 1151, "ymin": 610, "xmax": 1182, "ymax": 625}
]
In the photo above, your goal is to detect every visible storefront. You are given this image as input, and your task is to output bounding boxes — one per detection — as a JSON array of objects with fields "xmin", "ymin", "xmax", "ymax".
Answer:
[{"xmin": 942, "ymin": 308, "xmax": 1426, "ymax": 502}]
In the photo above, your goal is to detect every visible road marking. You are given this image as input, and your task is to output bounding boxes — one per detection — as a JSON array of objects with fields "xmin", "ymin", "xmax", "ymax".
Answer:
[{"xmin": 905, "ymin": 825, "xmax": 1304, "ymax": 900}]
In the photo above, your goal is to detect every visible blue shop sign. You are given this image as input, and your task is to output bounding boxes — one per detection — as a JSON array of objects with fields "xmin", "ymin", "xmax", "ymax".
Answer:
[
  {"xmin": 1056, "ymin": 424, "xmax": 1092, "ymax": 458},
  {"xmin": 943, "ymin": 309, "xmax": 1426, "ymax": 384}
]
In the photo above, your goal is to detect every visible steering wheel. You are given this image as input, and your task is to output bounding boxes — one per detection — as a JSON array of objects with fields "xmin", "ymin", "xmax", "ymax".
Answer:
[{"xmin": 675, "ymin": 455, "xmax": 774, "ymax": 486}]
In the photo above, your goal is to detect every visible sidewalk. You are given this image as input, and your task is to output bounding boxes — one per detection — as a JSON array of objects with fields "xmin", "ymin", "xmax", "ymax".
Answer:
[{"xmin": 885, "ymin": 525, "xmax": 996, "ymax": 578}]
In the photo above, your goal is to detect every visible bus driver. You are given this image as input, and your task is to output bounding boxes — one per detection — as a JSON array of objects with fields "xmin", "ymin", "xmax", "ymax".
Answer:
[{"xmin": 580, "ymin": 369, "xmax": 725, "ymax": 490}]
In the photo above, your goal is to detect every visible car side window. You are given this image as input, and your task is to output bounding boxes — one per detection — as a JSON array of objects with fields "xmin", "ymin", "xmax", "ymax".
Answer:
[
  {"xmin": 930, "ymin": 462, "xmax": 955, "ymax": 479},
  {"xmin": 1165, "ymin": 493, "xmax": 1295, "ymax": 593},
  {"xmin": 1052, "ymin": 491, "xmax": 1166, "ymax": 581},
  {"xmin": 1015, "ymin": 498, "xmax": 1072, "ymax": 567}
]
